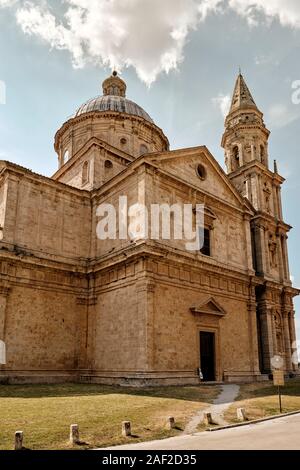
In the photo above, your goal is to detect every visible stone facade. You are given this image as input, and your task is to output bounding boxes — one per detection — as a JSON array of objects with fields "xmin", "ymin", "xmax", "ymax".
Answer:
[{"xmin": 0, "ymin": 72, "xmax": 298, "ymax": 385}]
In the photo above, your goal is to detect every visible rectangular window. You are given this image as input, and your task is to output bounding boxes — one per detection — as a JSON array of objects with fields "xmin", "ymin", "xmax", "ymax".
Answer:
[{"xmin": 200, "ymin": 228, "xmax": 211, "ymax": 256}]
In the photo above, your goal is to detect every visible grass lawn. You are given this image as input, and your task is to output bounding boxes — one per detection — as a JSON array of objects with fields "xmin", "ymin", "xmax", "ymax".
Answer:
[
  {"xmin": 0, "ymin": 383, "xmax": 219, "ymax": 450},
  {"xmin": 225, "ymin": 378, "xmax": 300, "ymax": 423}
]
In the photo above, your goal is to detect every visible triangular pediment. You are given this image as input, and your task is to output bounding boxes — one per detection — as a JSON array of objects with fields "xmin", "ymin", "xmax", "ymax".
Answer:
[
  {"xmin": 191, "ymin": 297, "xmax": 226, "ymax": 317},
  {"xmin": 52, "ymin": 136, "xmax": 133, "ymax": 180},
  {"xmin": 146, "ymin": 146, "xmax": 254, "ymax": 213}
]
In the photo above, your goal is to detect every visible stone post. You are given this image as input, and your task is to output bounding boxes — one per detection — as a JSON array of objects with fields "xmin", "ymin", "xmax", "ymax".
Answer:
[
  {"xmin": 237, "ymin": 408, "xmax": 248, "ymax": 422},
  {"xmin": 14, "ymin": 431, "xmax": 23, "ymax": 450},
  {"xmin": 166, "ymin": 417, "xmax": 176, "ymax": 430},
  {"xmin": 122, "ymin": 421, "xmax": 131, "ymax": 437},
  {"xmin": 70, "ymin": 424, "xmax": 80, "ymax": 445},
  {"xmin": 203, "ymin": 413, "xmax": 213, "ymax": 426}
]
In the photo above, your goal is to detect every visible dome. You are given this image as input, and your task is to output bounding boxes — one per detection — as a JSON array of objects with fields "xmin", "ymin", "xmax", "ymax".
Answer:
[
  {"xmin": 74, "ymin": 71, "xmax": 153, "ymax": 123},
  {"xmin": 74, "ymin": 95, "xmax": 153, "ymax": 123}
]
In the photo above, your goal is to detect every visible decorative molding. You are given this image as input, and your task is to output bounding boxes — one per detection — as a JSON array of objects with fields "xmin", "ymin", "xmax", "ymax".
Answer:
[
  {"xmin": 0, "ymin": 286, "xmax": 10, "ymax": 297},
  {"xmin": 190, "ymin": 297, "xmax": 226, "ymax": 317},
  {"xmin": 76, "ymin": 295, "xmax": 97, "ymax": 306}
]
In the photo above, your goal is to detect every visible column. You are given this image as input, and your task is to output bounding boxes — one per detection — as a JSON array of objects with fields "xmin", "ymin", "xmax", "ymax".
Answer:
[
  {"xmin": 0, "ymin": 285, "xmax": 10, "ymax": 369},
  {"xmin": 136, "ymin": 278, "xmax": 156, "ymax": 372},
  {"xmin": 250, "ymin": 174, "xmax": 259, "ymax": 209},
  {"xmin": 264, "ymin": 229, "xmax": 270, "ymax": 274},
  {"xmin": 247, "ymin": 300, "xmax": 260, "ymax": 374},
  {"xmin": 277, "ymin": 187, "xmax": 283, "ymax": 220},
  {"xmin": 258, "ymin": 302, "xmax": 275, "ymax": 373},
  {"xmin": 289, "ymin": 311, "xmax": 298, "ymax": 371},
  {"xmin": 243, "ymin": 215, "xmax": 254, "ymax": 273},
  {"xmin": 251, "ymin": 144, "xmax": 255, "ymax": 161},
  {"xmin": 271, "ymin": 309, "xmax": 278, "ymax": 356},
  {"xmin": 282, "ymin": 235, "xmax": 291, "ymax": 281},
  {"xmin": 239, "ymin": 144, "xmax": 244, "ymax": 166},
  {"xmin": 277, "ymin": 234, "xmax": 285, "ymax": 282},
  {"xmin": 254, "ymin": 224, "xmax": 267, "ymax": 275},
  {"xmin": 283, "ymin": 313, "xmax": 293, "ymax": 372}
]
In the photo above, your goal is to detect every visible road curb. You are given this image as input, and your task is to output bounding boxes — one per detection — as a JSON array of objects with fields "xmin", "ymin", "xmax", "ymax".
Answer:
[{"xmin": 207, "ymin": 410, "xmax": 300, "ymax": 432}]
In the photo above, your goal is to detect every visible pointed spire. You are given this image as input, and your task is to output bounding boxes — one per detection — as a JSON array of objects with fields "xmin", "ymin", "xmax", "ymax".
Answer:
[{"xmin": 229, "ymin": 73, "xmax": 257, "ymax": 114}]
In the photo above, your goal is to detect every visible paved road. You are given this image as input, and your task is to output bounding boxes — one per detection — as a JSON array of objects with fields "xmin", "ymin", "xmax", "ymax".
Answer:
[{"xmin": 103, "ymin": 413, "xmax": 300, "ymax": 450}]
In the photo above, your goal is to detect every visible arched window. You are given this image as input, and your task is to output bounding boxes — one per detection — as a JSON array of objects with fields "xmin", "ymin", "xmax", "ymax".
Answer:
[
  {"xmin": 63, "ymin": 150, "xmax": 69, "ymax": 165},
  {"xmin": 104, "ymin": 160, "xmax": 113, "ymax": 181},
  {"xmin": 82, "ymin": 161, "xmax": 89, "ymax": 185},
  {"xmin": 140, "ymin": 144, "xmax": 149, "ymax": 156},
  {"xmin": 232, "ymin": 146, "xmax": 240, "ymax": 171},
  {"xmin": 260, "ymin": 145, "xmax": 265, "ymax": 164}
]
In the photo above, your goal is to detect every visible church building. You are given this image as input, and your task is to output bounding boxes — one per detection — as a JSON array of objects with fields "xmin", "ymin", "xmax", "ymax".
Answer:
[{"xmin": 0, "ymin": 72, "xmax": 298, "ymax": 385}]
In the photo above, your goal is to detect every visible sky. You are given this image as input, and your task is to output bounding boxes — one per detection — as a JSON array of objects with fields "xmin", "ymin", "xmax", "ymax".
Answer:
[{"xmin": 0, "ymin": 0, "xmax": 300, "ymax": 342}]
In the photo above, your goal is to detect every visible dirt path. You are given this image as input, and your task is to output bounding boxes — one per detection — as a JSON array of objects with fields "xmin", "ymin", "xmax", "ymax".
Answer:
[{"xmin": 184, "ymin": 384, "xmax": 240, "ymax": 434}]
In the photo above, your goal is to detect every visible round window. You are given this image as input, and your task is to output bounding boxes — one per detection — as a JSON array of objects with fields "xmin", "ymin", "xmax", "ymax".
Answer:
[
  {"xmin": 196, "ymin": 164, "xmax": 207, "ymax": 180},
  {"xmin": 120, "ymin": 137, "xmax": 127, "ymax": 145},
  {"xmin": 105, "ymin": 160, "xmax": 113, "ymax": 169}
]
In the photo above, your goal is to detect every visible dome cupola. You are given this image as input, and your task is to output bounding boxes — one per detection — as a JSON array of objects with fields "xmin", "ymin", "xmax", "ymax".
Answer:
[{"xmin": 54, "ymin": 71, "xmax": 169, "ymax": 169}]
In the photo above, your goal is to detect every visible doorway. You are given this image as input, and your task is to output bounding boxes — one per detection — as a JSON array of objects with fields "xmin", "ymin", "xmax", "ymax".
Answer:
[{"xmin": 200, "ymin": 331, "xmax": 216, "ymax": 381}]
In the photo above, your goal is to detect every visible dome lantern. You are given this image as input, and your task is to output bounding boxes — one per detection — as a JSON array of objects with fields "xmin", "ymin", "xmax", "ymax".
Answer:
[{"xmin": 102, "ymin": 71, "xmax": 127, "ymax": 98}]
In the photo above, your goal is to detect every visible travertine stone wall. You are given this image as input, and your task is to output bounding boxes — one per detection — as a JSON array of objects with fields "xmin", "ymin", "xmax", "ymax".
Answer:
[{"xmin": 0, "ymin": 168, "xmax": 91, "ymax": 261}]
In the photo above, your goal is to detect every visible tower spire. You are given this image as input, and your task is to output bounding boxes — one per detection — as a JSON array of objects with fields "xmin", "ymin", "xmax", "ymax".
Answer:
[
  {"xmin": 229, "ymin": 73, "xmax": 257, "ymax": 114},
  {"xmin": 222, "ymin": 72, "xmax": 270, "ymax": 175}
]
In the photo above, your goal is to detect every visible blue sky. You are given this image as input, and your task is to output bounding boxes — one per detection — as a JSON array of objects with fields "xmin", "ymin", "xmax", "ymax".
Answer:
[{"xmin": 0, "ymin": 1, "xmax": 300, "ymax": 340}]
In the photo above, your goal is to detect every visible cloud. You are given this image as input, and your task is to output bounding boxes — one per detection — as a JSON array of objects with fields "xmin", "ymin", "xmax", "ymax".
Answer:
[
  {"xmin": 14, "ymin": 0, "xmax": 222, "ymax": 85},
  {"xmin": 0, "ymin": 0, "xmax": 16, "ymax": 6},
  {"xmin": 1, "ymin": 1, "xmax": 300, "ymax": 84},
  {"xmin": 267, "ymin": 103, "xmax": 300, "ymax": 129},
  {"xmin": 228, "ymin": 0, "xmax": 300, "ymax": 28},
  {"xmin": 212, "ymin": 94, "xmax": 231, "ymax": 118},
  {"xmin": 254, "ymin": 54, "xmax": 280, "ymax": 67}
]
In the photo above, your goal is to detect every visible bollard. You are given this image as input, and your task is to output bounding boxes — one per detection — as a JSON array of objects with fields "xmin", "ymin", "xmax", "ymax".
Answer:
[
  {"xmin": 237, "ymin": 408, "xmax": 248, "ymax": 422},
  {"xmin": 122, "ymin": 421, "xmax": 131, "ymax": 437},
  {"xmin": 70, "ymin": 424, "xmax": 80, "ymax": 445},
  {"xmin": 15, "ymin": 431, "xmax": 23, "ymax": 450},
  {"xmin": 203, "ymin": 412, "xmax": 213, "ymax": 425},
  {"xmin": 166, "ymin": 417, "xmax": 176, "ymax": 430}
]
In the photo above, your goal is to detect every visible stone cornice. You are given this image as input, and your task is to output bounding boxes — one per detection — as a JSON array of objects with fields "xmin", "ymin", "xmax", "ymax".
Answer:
[
  {"xmin": 54, "ymin": 111, "xmax": 169, "ymax": 153},
  {"xmin": 228, "ymin": 160, "xmax": 285, "ymax": 184},
  {"xmin": 0, "ymin": 161, "xmax": 90, "ymax": 200}
]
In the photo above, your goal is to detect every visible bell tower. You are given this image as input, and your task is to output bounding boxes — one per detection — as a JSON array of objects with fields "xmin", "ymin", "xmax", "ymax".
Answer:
[
  {"xmin": 222, "ymin": 73, "xmax": 299, "ymax": 375},
  {"xmin": 222, "ymin": 73, "xmax": 270, "ymax": 175},
  {"xmin": 222, "ymin": 73, "xmax": 290, "ymax": 281}
]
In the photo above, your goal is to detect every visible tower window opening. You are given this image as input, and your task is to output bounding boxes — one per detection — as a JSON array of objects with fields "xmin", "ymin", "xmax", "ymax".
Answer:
[
  {"xmin": 200, "ymin": 228, "xmax": 211, "ymax": 257},
  {"xmin": 232, "ymin": 146, "xmax": 240, "ymax": 170},
  {"xmin": 260, "ymin": 145, "xmax": 265, "ymax": 164}
]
